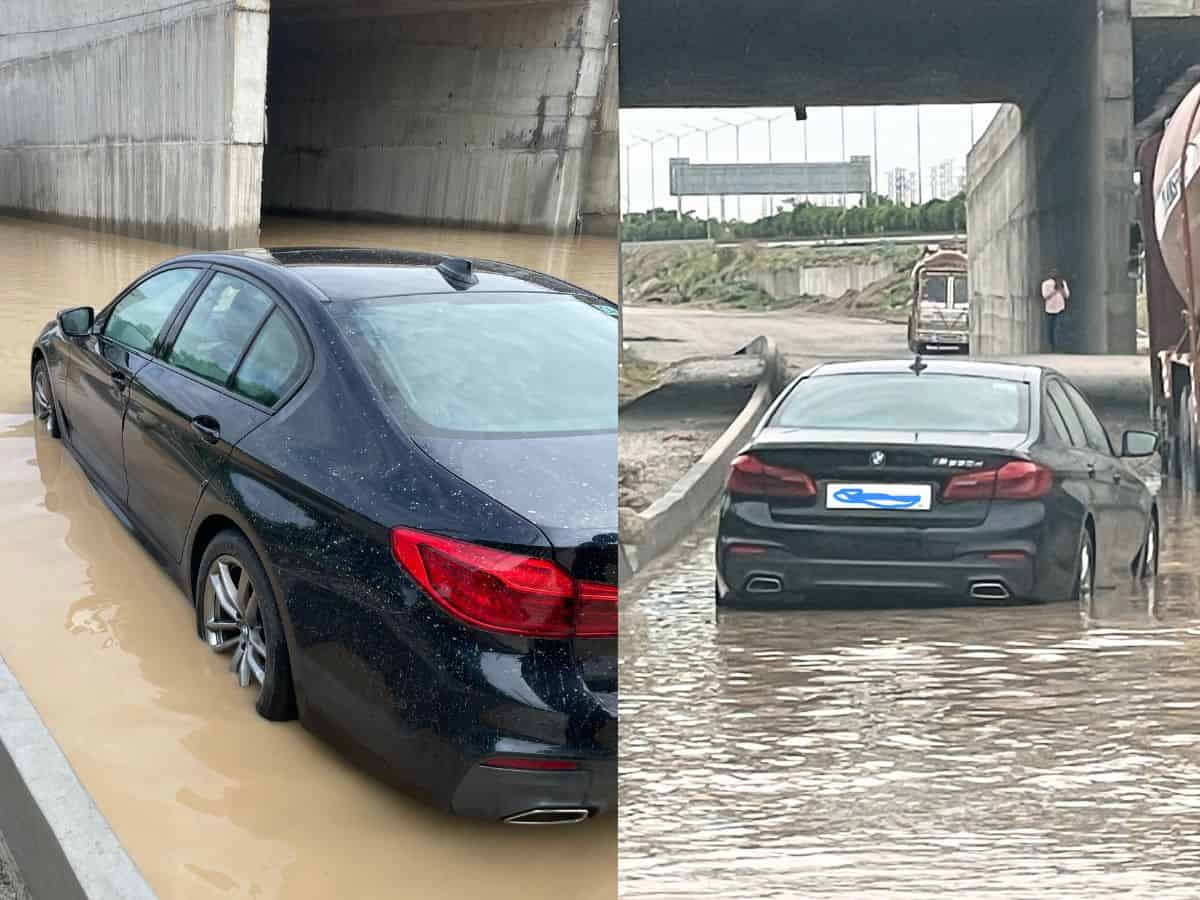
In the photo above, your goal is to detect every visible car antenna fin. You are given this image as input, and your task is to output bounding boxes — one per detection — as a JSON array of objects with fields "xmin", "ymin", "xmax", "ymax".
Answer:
[{"xmin": 910, "ymin": 354, "xmax": 927, "ymax": 376}]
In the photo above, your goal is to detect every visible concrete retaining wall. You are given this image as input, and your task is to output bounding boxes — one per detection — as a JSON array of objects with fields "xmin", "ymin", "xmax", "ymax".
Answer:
[
  {"xmin": 262, "ymin": 0, "xmax": 614, "ymax": 234},
  {"xmin": 746, "ymin": 261, "xmax": 897, "ymax": 301},
  {"xmin": 0, "ymin": 0, "xmax": 266, "ymax": 249},
  {"xmin": 0, "ymin": 0, "xmax": 615, "ymax": 245},
  {"xmin": 621, "ymin": 336, "xmax": 786, "ymax": 576}
]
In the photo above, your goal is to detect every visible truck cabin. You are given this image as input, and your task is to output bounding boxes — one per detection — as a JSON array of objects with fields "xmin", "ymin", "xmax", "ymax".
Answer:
[{"xmin": 909, "ymin": 249, "xmax": 970, "ymax": 353}]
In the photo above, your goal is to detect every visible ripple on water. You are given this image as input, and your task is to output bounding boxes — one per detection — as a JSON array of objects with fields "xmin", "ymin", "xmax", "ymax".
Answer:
[{"xmin": 620, "ymin": 487, "xmax": 1200, "ymax": 899}]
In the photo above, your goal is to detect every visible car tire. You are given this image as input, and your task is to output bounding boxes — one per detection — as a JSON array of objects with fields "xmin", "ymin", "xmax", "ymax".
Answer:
[
  {"xmin": 1138, "ymin": 509, "xmax": 1160, "ymax": 580},
  {"xmin": 196, "ymin": 530, "xmax": 297, "ymax": 721},
  {"xmin": 1072, "ymin": 525, "xmax": 1096, "ymax": 604},
  {"xmin": 31, "ymin": 359, "xmax": 61, "ymax": 439}
]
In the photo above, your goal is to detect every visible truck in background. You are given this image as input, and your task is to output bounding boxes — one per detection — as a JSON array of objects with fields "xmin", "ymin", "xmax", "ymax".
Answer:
[
  {"xmin": 906, "ymin": 246, "xmax": 970, "ymax": 354},
  {"xmin": 1137, "ymin": 78, "xmax": 1200, "ymax": 493}
]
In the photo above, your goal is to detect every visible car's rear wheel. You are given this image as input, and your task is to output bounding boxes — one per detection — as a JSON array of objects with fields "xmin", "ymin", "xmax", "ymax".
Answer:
[
  {"xmin": 1138, "ymin": 509, "xmax": 1160, "ymax": 579},
  {"xmin": 196, "ymin": 531, "xmax": 296, "ymax": 721},
  {"xmin": 1073, "ymin": 526, "xmax": 1096, "ymax": 604},
  {"xmin": 31, "ymin": 359, "xmax": 61, "ymax": 438}
]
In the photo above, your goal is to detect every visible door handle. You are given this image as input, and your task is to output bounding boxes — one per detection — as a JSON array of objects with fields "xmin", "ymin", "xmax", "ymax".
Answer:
[
  {"xmin": 1113, "ymin": 470, "xmax": 1122, "ymax": 484},
  {"xmin": 1086, "ymin": 462, "xmax": 1097, "ymax": 479},
  {"xmin": 190, "ymin": 416, "xmax": 221, "ymax": 445}
]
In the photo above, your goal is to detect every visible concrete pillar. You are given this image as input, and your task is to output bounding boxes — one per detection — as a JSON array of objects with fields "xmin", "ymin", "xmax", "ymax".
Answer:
[
  {"xmin": 578, "ymin": 1, "xmax": 620, "ymax": 235},
  {"xmin": 0, "ymin": 0, "xmax": 267, "ymax": 249},
  {"xmin": 968, "ymin": 0, "xmax": 1135, "ymax": 355}
]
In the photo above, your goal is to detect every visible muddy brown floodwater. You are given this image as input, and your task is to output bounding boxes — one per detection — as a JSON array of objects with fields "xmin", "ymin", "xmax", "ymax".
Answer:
[
  {"xmin": 621, "ymin": 482, "xmax": 1200, "ymax": 899},
  {"xmin": 0, "ymin": 215, "xmax": 615, "ymax": 899}
]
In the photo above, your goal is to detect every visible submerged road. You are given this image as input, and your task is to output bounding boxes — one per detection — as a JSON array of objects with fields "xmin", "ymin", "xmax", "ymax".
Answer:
[
  {"xmin": 620, "ymin": 484, "xmax": 1200, "ymax": 899},
  {"xmin": 620, "ymin": 299, "xmax": 1199, "ymax": 896},
  {"xmin": 0, "ymin": 216, "xmax": 615, "ymax": 900}
]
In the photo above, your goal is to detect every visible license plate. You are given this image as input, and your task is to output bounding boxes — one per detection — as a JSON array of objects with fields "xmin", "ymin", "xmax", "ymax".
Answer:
[{"xmin": 826, "ymin": 483, "xmax": 932, "ymax": 511}]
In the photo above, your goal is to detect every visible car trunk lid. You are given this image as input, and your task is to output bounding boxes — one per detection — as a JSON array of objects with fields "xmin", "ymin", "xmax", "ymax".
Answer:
[
  {"xmin": 747, "ymin": 428, "xmax": 1029, "ymax": 531},
  {"xmin": 415, "ymin": 432, "xmax": 617, "ymax": 699}
]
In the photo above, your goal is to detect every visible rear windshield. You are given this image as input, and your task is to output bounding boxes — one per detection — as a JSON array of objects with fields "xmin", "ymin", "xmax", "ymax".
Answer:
[
  {"xmin": 332, "ymin": 291, "xmax": 617, "ymax": 435},
  {"xmin": 771, "ymin": 373, "xmax": 1030, "ymax": 433}
]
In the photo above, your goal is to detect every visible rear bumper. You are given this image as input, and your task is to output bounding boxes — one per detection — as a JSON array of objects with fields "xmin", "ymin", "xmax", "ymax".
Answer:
[
  {"xmin": 719, "ymin": 550, "xmax": 1036, "ymax": 601},
  {"xmin": 717, "ymin": 501, "xmax": 1049, "ymax": 602},
  {"xmin": 451, "ymin": 757, "xmax": 616, "ymax": 821}
]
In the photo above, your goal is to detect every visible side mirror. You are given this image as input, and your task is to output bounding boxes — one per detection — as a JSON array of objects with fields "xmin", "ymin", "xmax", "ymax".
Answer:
[
  {"xmin": 57, "ymin": 306, "xmax": 94, "ymax": 337},
  {"xmin": 1121, "ymin": 430, "xmax": 1159, "ymax": 458}
]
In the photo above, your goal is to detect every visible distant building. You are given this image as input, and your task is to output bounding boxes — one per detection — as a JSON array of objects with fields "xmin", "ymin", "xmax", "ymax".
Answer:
[
  {"xmin": 887, "ymin": 167, "xmax": 918, "ymax": 205},
  {"xmin": 929, "ymin": 158, "xmax": 966, "ymax": 201}
]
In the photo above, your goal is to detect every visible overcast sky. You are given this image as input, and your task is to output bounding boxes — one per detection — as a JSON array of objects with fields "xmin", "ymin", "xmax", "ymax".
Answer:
[{"xmin": 619, "ymin": 104, "xmax": 1003, "ymax": 217}]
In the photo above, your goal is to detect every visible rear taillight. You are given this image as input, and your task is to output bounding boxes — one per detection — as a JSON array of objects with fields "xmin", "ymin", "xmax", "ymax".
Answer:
[
  {"xmin": 943, "ymin": 461, "xmax": 1053, "ymax": 502},
  {"xmin": 390, "ymin": 527, "xmax": 616, "ymax": 639},
  {"xmin": 726, "ymin": 454, "xmax": 816, "ymax": 498},
  {"xmin": 481, "ymin": 756, "xmax": 579, "ymax": 771}
]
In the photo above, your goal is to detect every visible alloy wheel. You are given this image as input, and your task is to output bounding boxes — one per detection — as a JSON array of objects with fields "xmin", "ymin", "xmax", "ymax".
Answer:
[
  {"xmin": 202, "ymin": 555, "xmax": 268, "ymax": 691},
  {"xmin": 1078, "ymin": 534, "xmax": 1095, "ymax": 604},
  {"xmin": 33, "ymin": 366, "xmax": 54, "ymax": 432},
  {"xmin": 1144, "ymin": 513, "xmax": 1159, "ymax": 578}
]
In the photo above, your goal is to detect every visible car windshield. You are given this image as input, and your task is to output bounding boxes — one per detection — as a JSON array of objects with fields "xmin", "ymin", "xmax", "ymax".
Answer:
[
  {"xmin": 771, "ymin": 373, "xmax": 1030, "ymax": 433},
  {"xmin": 332, "ymin": 291, "xmax": 617, "ymax": 435},
  {"xmin": 923, "ymin": 275, "xmax": 948, "ymax": 305}
]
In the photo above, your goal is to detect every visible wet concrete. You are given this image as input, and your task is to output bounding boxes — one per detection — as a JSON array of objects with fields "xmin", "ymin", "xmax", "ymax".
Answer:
[
  {"xmin": 0, "ymin": 216, "xmax": 615, "ymax": 899},
  {"xmin": 621, "ymin": 464, "xmax": 1200, "ymax": 898}
]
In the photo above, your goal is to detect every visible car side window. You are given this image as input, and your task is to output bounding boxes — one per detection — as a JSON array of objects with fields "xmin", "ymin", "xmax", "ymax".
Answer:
[
  {"xmin": 231, "ymin": 310, "xmax": 305, "ymax": 407},
  {"xmin": 167, "ymin": 273, "xmax": 272, "ymax": 388},
  {"xmin": 1043, "ymin": 392, "xmax": 1072, "ymax": 446},
  {"xmin": 1046, "ymin": 381, "xmax": 1086, "ymax": 449},
  {"xmin": 1062, "ymin": 382, "xmax": 1114, "ymax": 456},
  {"xmin": 103, "ymin": 268, "xmax": 201, "ymax": 353}
]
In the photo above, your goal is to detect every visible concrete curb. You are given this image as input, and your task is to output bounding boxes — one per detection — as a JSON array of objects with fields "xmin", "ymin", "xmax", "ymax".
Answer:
[
  {"xmin": 620, "ymin": 336, "xmax": 786, "ymax": 579},
  {"xmin": 0, "ymin": 654, "xmax": 156, "ymax": 900}
]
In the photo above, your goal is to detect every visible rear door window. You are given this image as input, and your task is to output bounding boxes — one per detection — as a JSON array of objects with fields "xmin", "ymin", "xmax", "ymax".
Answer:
[
  {"xmin": 1061, "ymin": 382, "xmax": 1114, "ymax": 456},
  {"xmin": 1043, "ymin": 390, "xmax": 1073, "ymax": 446},
  {"xmin": 167, "ymin": 273, "xmax": 273, "ymax": 387},
  {"xmin": 103, "ymin": 268, "xmax": 202, "ymax": 353},
  {"xmin": 231, "ymin": 310, "xmax": 305, "ymax": 407},
  {"xmin": 1046, "ymin": 381, "xmax": 1086, "ymax": 449}
]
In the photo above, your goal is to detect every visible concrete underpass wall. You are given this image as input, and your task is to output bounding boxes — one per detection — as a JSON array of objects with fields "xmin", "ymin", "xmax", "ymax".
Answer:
[
  {"xmin": 966, "ymin": 105, "xmax": 1035, "ymax": 355},
  {"xmin": 263, "ymin": 0, "xmax": 615, "ymax": 234},
  {"xmin": 964, "ymin": 0, "xmax": 1132, "ymax": 360},
  {"xmin": 0, "ymin": 0, "xmax": 267, "ymax": 248},
  {"xmin": 968, "ymin": 0, "xmax": 1135, "ymax": 355}
]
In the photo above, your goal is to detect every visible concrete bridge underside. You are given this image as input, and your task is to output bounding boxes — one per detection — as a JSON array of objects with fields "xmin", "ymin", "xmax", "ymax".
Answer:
[
  {"xmin": 621, "ymin": 0, "xmax": 1200, "ymax": 355},
  {"xmin": 0, "ymin": 0, "xmax": 619, "ymax": 247}
]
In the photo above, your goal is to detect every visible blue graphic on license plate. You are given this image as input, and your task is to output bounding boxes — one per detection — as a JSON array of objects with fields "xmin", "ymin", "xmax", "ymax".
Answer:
[{"xmin": 832, "ymin": 487, "xmax": 922, "ymax": 510}]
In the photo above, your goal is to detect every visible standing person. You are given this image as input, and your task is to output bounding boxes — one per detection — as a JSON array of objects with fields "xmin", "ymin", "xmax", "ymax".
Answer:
[{"xmin": 1042, "ymin": 268, "xmax": 1070, "ymax": 351}]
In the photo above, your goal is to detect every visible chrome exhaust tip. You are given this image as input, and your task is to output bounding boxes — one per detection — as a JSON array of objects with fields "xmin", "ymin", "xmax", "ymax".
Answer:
[
  {"xmin": 745, "ymin": 575, "xmax": 784, "ymax": 594},
  {"xmin": 504, "ymin": 808, "xmax": 591, "ymax": 825},
  {"xmin": 970, "ymin": 581, "xmax": 1012, "ymax": 601}
]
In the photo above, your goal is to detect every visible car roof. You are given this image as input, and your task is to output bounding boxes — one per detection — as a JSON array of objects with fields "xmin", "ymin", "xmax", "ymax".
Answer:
[
  {"xmin": 155, "ymin": 247, "xmax": 607, "ymax": 303},
  {"xmin": 806, "ymin": 358, "xmax": 1049, "ymax": 383}
]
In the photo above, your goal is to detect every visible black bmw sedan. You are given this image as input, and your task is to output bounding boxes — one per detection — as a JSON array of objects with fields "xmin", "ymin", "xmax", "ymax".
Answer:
[
  {"xmin": 30, "ymin": 248, "xmax": 616, "ymax": 823},
  {"xmin": 716, "ymin": 359, "xmax": 1159, "ymax": 607}
]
